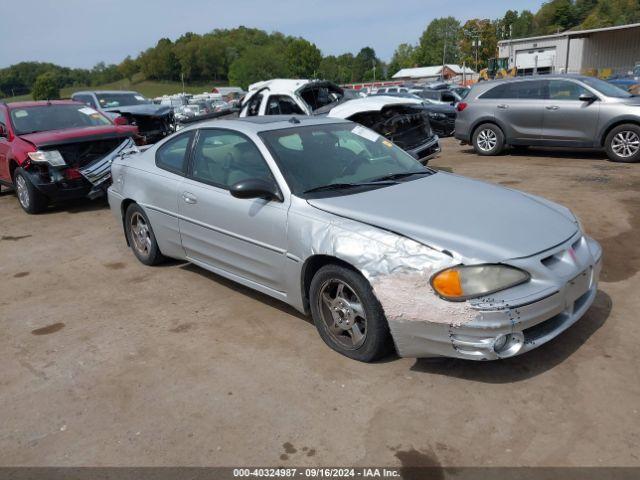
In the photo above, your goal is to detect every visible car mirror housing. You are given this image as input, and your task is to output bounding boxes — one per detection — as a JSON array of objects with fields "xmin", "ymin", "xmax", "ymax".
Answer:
[
  {"xmin": 230, "ymin": 178, "xmax": 283, "ymax": 202},
  {"xmin": 114, "ymin": 116, "xmax": 129, "ymax": 126},
  {"xmin": 579, "ymin": 93, "xmax": 598, "ymax": 103}
]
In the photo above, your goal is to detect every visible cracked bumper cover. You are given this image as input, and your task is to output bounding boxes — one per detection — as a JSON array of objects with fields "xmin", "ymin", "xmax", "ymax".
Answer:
[{"xmin": 384, "ymin": 235, "xmax": 602, "ymax": 360}]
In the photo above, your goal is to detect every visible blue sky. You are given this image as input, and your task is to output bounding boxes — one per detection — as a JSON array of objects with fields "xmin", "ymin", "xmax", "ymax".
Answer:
[{"xmin": 1, "ymin": 0, "xmax": 546, "ymax": 68}]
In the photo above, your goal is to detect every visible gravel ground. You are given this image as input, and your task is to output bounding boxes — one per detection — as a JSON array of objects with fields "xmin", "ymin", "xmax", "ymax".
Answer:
[{"xmin": 1, "ymin": 138, "xmax": 638, "ymax": 468}]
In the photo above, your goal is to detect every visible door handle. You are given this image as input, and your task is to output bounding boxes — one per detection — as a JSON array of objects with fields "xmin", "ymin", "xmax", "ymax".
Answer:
[
  {"xmin": 497, "ymin": 104, "xmax": 508, "ymax": 109},
  {"xmin": 182, "ymin": 192, "xmax": 197, "ymax": 204},
  {"xmin": 545, "ymin": 105, "xmax": 560, "ymax": 110}
]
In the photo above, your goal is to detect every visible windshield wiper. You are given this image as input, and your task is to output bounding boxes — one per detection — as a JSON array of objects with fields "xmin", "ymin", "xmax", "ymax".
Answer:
[
  {"xmin": 303, "ymin": 181, "xmax": 396, "ymax": 194},
  {"xmin": 369, "ymin": 171, "xmax": 433, "ymax": 182}
]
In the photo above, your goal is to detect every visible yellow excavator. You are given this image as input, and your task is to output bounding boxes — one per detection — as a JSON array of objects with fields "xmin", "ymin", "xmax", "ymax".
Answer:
[{"xmin": 479, "ymin": 58, "xmax": 517, "ymax": 81}]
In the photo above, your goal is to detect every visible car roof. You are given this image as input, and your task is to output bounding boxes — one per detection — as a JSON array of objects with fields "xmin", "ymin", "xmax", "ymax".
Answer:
[
  {"xmin": 73, "ymin": 90, "xmax": 140, "ymax": 95},
  {"xmin": 6, "ymin": 99, "xmax": 81, "ymax": 109},
  {"xmin": 182, "ymin": 115, "xmax": 351, "ymax": 133},
  {"xmin": 480, "ymin": 74, "xmax": 593, "ymax": 85}
]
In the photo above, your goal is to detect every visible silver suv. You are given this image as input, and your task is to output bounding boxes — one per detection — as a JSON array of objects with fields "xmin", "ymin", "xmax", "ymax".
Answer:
[{"xmin": 455, "ymin": 75, "xmax": 640, "ymax": 163}]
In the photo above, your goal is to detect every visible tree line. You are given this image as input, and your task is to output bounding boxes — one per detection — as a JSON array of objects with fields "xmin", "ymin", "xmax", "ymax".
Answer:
[{"xmin": 1, "ymin": 0, "xmax": 638, "ymax": 99}]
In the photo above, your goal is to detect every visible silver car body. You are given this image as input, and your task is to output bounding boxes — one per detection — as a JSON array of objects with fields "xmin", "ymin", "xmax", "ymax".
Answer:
[
  {"xmin": 456, "ymin": 75, "xmax": 640, "ymax": 148},
  {"xmin": 108, "ymin": 116, "xmax": 602, "ymax": 360}
]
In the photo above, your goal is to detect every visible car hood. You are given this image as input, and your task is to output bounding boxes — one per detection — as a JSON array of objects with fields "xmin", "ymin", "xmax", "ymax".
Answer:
[
  {"xmin": 19, "ymin": 125, "xmax": 137, "ymax": 148},
  {"xmin": 327, "ymin": 96, "xmax": 423, "ymax": 119},
  {"xmin": 103, "ymin": 104, "xmax": 173, "ymax": 117},
  {"xmin": 307, "ymin": 173, "xmax": 578, "ymax": 263}
]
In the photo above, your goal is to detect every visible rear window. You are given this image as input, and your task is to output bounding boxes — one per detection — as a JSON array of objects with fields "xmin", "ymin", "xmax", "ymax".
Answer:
[
  {"xmin": 482, "ymin": 80, "xmax": 548, "ymax": 100},
  {"xmin": 9, "ymin": 104, "xmax": 112, "ymax": 135}
]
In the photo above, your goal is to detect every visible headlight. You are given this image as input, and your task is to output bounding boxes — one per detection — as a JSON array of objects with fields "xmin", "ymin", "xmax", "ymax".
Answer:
[
  {"xmin": 28, "ymin": 150, "xmax": 66, "ymax": 167},
  {"xmin": 431, "ymin": 264, "xmax": 530, "ymax": 301}
]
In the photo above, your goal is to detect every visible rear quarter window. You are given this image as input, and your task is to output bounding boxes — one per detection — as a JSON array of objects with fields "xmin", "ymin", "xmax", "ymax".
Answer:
[{"xmin": 155, "ymin": 132, "xmax": 194, "ymax": 175}]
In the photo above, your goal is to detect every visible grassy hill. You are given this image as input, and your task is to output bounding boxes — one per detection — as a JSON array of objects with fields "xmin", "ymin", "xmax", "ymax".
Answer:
[{"xmin": 2, "ymin": 78, "xmax": 221, "ymax": 103}]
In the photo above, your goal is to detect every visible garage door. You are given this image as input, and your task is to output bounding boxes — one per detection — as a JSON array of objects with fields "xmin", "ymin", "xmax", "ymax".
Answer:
[{"xmin": 516, "ymin": 47, "xmax": 556, "ymax": 70}]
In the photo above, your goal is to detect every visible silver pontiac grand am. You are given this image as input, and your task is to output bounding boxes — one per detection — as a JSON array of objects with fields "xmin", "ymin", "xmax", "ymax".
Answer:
[{"xmin": 108, "ymin": 115, "xmax": 602, "ymax": 362}]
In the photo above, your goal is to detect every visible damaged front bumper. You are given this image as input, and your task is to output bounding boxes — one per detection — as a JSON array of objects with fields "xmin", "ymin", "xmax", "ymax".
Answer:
[
  {"xmin": 406, "ymin": 135, "xmax": 440, "ymax": 164},
  {"xmin": 28, "ymin": 138, "xmax": 134, "ymax": 201},
  {"xmin": 382, "ymin": 235, "xmax": 602, "ymax": 360}
]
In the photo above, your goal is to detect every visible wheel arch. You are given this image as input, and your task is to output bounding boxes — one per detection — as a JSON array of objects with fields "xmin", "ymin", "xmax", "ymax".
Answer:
[
  {"xmin": 300, "ymin": 254, "xmax": 360, "ymax": 315},
  {"xmin": 120, "ymin": 198, "xmax": 138, "ymax": 246},
  {"xmin": 599, "ymin": 118, "xmax": 640, "ymax": 147},
  {"xmin": 470, "ymin": 118, "xmax": 507, "ymax": 141}
]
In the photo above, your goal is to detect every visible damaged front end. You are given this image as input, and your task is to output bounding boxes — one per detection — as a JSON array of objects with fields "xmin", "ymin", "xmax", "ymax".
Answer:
[
  {"xmin": 109, "ymin": 107, "xmax": 175, "ymax": 144},
  {"xmin": 348, "ymin": 105, "xmax": 440, "ymax": 164},
  {"xmin": 23, "ymin": 136, "xmax": 135, "ymax": 201},
  {"xmin": 292, "ymin": 202, "xmax": 601, "ymax": 360}
]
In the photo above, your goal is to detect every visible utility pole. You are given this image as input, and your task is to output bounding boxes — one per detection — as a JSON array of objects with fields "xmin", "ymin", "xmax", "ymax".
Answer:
[
  {"xmin": 442, "ymin": 26, "xmax": 448, "ymax": 81},
  {"xmin": 372, "ymin": 60, "xmax": 376, "ymax": 82}
]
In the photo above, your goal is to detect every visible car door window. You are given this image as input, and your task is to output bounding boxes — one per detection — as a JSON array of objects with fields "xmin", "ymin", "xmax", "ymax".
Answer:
[
  {"xmin": 73, "ymin": 94, "xmax": 97, "ymax": 108},
  {"xmin": 155, "ymin": 132, "xmax": 193, "ymax": 175},
  {"xmin": 265, "ymin": 95, "xmax": 304, "ymax": 115},
  {"xmin": 441, "ymin": 92, "xmax": 456, "ymax": 103},
  {"xmin": 191, "ymin": 129, "xmax": 274, "ymax": 188},
  {"xmin": 244, "ymin": 93, "xmax": 263, "ymax": 116},
  {"xmin": 483, "ymin": 81, "xmax": 548, "ymax": 100},
  {"xmin": 548, "ymin": 80, "xmax": 589, "ymax": 100}
]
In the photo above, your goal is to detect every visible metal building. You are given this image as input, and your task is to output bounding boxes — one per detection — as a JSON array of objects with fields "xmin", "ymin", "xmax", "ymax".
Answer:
[{"xmin": 497, "ymin": 22, "xmax": 640, "ymax": 76}]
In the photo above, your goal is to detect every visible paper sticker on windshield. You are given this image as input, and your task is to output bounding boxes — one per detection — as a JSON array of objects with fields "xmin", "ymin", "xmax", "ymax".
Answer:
[
  {"xmin": 79, "ymin": 107, "xmax": 99, "ymax": 116},
  {"xmin": 14, "ymin": 110, "xmax": 28, "ymax": 118},
  {"xmin": 382, "ymin": 140, "xmax": 393, "ymax": 148},
  {"xmin": 352, "ymin": 125, "xmax": 380, "ymax": 143},
  {"xmin": 134, "ymin": 95, "xmax": 145, "ymax": 101}
]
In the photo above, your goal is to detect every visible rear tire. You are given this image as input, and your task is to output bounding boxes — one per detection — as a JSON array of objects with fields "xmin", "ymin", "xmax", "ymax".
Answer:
[
  {"xmin": 14, "ymin": 168, "xmax": 48, "ymax": 214},
  {"xmin": 605, "ymin": 124, "xmax": 640, "ymax": 163},
  {"xmin": 472, "ymin": 123, "xmax": 505, "ymax": 156},
  {"xmin": 124, "ymin": 203, "xmax": 165, "ymax": 265},
  {"xmin": 309, "ymin": 264, "xmax": 393, "ymax": 362}
]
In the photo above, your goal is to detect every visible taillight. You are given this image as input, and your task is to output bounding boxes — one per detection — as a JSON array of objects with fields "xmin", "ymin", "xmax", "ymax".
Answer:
[{"xmin": 456, "ymin": 102, "xmax": 468, "ymax": 112}]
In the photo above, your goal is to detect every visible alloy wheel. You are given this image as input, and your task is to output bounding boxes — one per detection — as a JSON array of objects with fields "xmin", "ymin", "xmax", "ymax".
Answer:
[
  {"xmin": 16, "ymin": 175, "xmax": 30, "ymax": 209},
  {"xmin": 477, "ymin": 129, "xmax": 498, "ymax": 152},
  {"xmin": 611, "ymin": 131, "xmax": 640, "ymax": 158},
  {"xmin": 317, "ymin": 279, "xmax": 367, "ymax": 349},
  {"xmin": 130, "ymin": 212, "xmax": 152, "ymax": 256}
]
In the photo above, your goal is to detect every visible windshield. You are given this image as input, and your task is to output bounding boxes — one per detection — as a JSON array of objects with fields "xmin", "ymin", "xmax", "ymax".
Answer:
[
  {"xmin": 96, "ymin": 92, "xmax": 150, "ymax": 108},
  {"xmin": 10, "ymin": 104, "xmax": 112, "ymax": 135},
  {"xmin": 581, "ymin": 77, "xmax": 632, "ymax": 98},
  {"xmin": 259, "ymin": 123, "xmax": 430, "ymax": 196}
]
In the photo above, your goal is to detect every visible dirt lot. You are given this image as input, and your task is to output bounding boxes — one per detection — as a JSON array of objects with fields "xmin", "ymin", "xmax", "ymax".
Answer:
[{"xmin": 1, "ymin": 138, "xmax": 639, "ymax": 468}]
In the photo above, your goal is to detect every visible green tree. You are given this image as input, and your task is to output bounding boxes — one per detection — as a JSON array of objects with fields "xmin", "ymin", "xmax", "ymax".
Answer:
[
  {"xmin": 460, "ymin": 19, "xmax": 498, "ymax": 71},
  {"xmin": 318, "ymin": 54, "xmax": 355, "ymax": 83},
  {"xmin": 388, "ymin": 43, "xmax": 418, "ymax": 77},
  {"xmin": 285, "ymin": 38, "xmax": 322, "ymax": 78},
  {"xmin": 228, "ymin": 45, "xmax": 290, "ymax": 89},
  {"xmin": 118, "ymin": 56, "xmax": 138, "ymax": 82},
  {"xmin": 32, "ymin": 72, "xmax": 60, "ymax": 100},
  {"xmin": 415, "ymin": 17, "xmax": 461, "ymax": 66},
  {"xmin": 352, "ymin": 47, "xmax": 383, "ymax": 81}
]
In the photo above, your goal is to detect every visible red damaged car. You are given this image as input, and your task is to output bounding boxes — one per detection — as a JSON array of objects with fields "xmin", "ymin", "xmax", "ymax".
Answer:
[{"xmin": 0, "ymin": 100, "xmax": 138, "ymax": 213}]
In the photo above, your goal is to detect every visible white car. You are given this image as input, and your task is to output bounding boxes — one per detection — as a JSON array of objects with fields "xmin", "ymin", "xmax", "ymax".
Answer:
[{"xmin": 239, "ymin": 79, "xmax": 441, "ymax": 163}]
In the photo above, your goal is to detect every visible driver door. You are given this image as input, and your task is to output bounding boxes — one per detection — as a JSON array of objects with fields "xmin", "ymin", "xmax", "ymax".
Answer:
[{"xmin": 178, "ymin": 128, "xmax": 289, "ymax": 293}]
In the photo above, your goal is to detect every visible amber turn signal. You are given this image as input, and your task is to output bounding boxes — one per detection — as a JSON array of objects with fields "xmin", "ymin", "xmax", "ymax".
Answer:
[{"xmin": 432, "ymin": 268, "xmax": 463, "ymax": 298}]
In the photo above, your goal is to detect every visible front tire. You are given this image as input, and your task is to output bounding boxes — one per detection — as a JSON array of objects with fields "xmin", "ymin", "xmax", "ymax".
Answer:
[
  {"xmin": 309, "ymin": 264, "xmax": 393, "ymax": 362},
  {"xmin": 14, "ymin": 168, "xmax": 48, "ymax": 214},
  {"xmin": 124, "ymin": 203, "xmax": 165, "ymax": 265},
  {"xmin": 472, "ymin": 123, "xmax": 505, "ymax": 156},
  {"xmin": 605, "ymin": 124, "xmax": 640, "ymax": 163}
]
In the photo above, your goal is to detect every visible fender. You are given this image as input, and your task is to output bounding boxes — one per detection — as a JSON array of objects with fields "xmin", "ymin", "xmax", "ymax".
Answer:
[
  {"xmin": 468, "ymin": 115, "xmax": 508, "ymax": 141},
  {"xmin": 597, "ymin": 115, "xmax": 640, "ymax": 146}
]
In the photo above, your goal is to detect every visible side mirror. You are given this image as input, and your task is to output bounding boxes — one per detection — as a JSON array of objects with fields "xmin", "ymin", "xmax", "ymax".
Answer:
[
  {"xmin": 114, "ymin": 116, "xmax": 129, "ymax": 126},
  {"xmin": 579, "ymin": 93, "xmax": 597, "ymax": 103},
  {"xmin": 230, "ymin": 178, "xmax": 282, "ymax": 202},
  {"xmin": 0, "ymin": 123, "xmax": 7, "ymax": 138}
]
